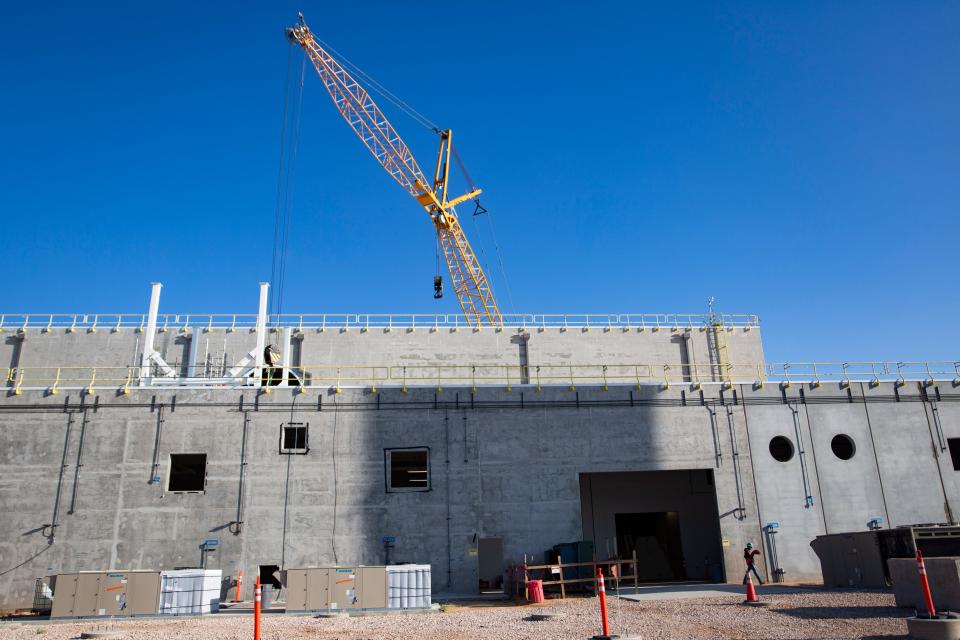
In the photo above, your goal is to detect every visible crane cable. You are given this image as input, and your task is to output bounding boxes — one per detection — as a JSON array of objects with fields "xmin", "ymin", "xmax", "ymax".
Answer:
[
  {"xmin": 453, "ymin": 142, "xmax": 516, "ymax": 317},
  {"xmin": 315, "ymin": 37, "xmax": 439, "ymax": 133},
  {"xmin": 268, "ymin": 45, "xmax": 293, "ymax": 317},
  {"xmin": 270, "ymin": 48, "xmax": 306, "ymax": 318}
]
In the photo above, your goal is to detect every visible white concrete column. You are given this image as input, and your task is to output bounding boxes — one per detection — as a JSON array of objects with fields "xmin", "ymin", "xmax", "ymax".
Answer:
[
  {"xmin": 254, "ymin": 282, "xmax": 269, "ymax": 382},
  {"xmin": 141, "ymin": 282, "xmax": 162, "ymax": 382}
]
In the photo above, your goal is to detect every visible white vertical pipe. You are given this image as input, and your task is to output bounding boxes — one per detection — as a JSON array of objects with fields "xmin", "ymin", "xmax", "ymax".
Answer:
[
  {"xmin": 254, "ymin": 282, "xmax": 269, "ymax": 382},
  {"xmin": 280, "ymin": 327, "xmax": 292, "ymax": 387},
  {"xmin": 141, "ymin": 282, "xmax": 162, "ymax": 382}
]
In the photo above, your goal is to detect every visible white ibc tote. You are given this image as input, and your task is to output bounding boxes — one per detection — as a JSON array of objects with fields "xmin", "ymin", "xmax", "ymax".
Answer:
[
  {"xmin": 159, "ymin": 569, "xmax": 222, "ymax": 615},
  {"xmin": 386, "ymin": 565, "xmax": 431, "ymax": 609}
]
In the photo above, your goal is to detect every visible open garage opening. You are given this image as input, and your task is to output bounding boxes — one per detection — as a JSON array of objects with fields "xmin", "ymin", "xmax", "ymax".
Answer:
[{"xmin": 580, "ymin": 470, "xmax": 725, "ymax": 582}]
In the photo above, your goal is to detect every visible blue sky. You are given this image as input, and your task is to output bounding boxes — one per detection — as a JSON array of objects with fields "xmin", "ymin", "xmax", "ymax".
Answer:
[{"xmin": 0, "ymin": 2, "xmax": 957, "ymax": 363}]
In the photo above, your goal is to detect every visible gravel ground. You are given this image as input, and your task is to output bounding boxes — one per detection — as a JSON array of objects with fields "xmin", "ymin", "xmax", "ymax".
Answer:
[{"xmin": 0, "ymin": 590, "xmax": 910, "ymax": 640}]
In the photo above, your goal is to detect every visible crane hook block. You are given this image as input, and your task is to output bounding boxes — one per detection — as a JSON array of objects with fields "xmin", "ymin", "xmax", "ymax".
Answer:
[{"xmin": 433, "ymin": 275, "xmax": 444, "ymax": 299}]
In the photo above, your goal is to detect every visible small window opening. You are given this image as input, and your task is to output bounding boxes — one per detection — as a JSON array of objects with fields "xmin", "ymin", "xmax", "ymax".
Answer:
[
  {"xmin": 280, "ymin": 422, "xmax": 309, "ymax": 454},
  {"xmin": 386, "ymin": 448, "xmax": 430, "ymax": 492},
  {"xmin": 258, "ymin": 565, "xmax": 282, "ymax": 590},
  {"xmin": 769, "ymin": 436, "xmax": 794, "ymax": 463},
  {"xmin": 948, "ymin": 438, "xmax": 960, "ymax": 471},
  {"xmin": 830, "ymin": 434, "xmax": 856, "ymax": 460},
  {"xmin": 168, "ymin": 453, "xmax": 207, "ymax": 492}
]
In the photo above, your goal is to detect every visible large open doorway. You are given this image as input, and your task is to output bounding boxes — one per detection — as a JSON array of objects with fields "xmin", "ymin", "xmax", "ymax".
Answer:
[
  {"xmin": 477, "ymin": 537, "xmax": 503, "ymax": 593},
  {"xmin": 581, "ymin": 470, "xmax": 724, "ymax": 582}
]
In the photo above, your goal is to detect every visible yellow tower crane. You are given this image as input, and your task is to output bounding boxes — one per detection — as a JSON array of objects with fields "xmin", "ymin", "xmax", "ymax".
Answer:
[{"xmin": 287, "ymin": 15, "xmax": 503, "ymax": 328}]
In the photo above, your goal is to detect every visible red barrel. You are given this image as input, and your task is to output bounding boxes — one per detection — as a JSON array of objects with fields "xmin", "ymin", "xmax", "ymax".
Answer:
[{"xmin": 527, "ymin": 579, "xmax": 545, "ymax": 603}]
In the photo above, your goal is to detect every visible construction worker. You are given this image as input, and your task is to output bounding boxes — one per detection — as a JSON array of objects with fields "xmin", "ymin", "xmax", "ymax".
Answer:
[
  {"xmin": 261, "ymin": 344, "xmax": 283, "ymax": 386},
  {"xmin": 743, "ymin": 542, "xmax": 764, "ymax": 585}
]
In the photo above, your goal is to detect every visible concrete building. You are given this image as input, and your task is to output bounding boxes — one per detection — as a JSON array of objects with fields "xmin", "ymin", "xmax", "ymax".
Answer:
[{"xmin": 1, "ymin": 282, "xmax": 958, "ymax": 609}]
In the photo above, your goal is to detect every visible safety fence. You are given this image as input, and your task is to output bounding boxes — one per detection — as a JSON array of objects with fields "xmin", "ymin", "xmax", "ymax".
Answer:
[
  {"xmin": 0, "ymin": 312, "xmax": 760, "ymax": 332},
  {"xmin": 511, "ymin": 555, "xmax": 640, "ymax": 600},
  {"xmin": 4, "ymin": 361, "xmax": 959, "ymax": 395}
]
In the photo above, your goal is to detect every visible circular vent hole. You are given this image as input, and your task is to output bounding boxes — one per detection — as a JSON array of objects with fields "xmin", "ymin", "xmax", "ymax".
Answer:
[
  {"xmin": 769, "ymin": 436, "xmax": 794, "ymax": 463},
  {"xmin": 831, "ymin": 434, "xmax": 856, "ymax": 460}
]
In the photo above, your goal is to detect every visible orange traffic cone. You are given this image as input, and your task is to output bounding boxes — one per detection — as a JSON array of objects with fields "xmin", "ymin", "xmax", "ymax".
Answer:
[{"xmin": 744, "ymin": 573, "xmax": 758, "ymax": 603}]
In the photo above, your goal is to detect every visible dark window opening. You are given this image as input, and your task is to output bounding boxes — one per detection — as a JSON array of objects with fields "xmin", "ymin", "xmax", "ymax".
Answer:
[
  {"xmin": 386, "ymin": 448, "xmax": 430, "ymax": 492},
  {"xmin": 280, "ymin": 423, "xmax": 308, "ymax": 454},
  {"xmin": 168, "ymin": 453, "xmax": 206, "ymax": 492},
  {"xmin": 830, "ymin": 434, "xmax": 856, "ymax": 460},
  {"xmin": 769, "ymin": 436, "xmax": 794, "ymax": 463},
  {"xmin": 949, "ymin": 439, "xmax": 960, "ymax": 471}
]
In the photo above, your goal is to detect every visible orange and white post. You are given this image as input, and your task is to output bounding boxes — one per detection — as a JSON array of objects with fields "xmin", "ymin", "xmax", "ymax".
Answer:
[
  {"xmin": 916, "ymin": 549, "xmax": 937, "ymax": 618},
  {"xmin": 235, "ymin": 569, "xmax": 243, "ymax": 603},
  {"xmin": 597, "ymin": 568, "xmax": 611, "ymax": 638},
  {"xmin": 254, "ymin": 576, "xmax": 262, "ymax": 640}
]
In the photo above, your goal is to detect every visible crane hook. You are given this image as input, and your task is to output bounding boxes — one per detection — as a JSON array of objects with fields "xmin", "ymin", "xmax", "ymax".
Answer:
[{"xmin": 433, "ymin": 275, "xmax": 444, "ymax": 299}]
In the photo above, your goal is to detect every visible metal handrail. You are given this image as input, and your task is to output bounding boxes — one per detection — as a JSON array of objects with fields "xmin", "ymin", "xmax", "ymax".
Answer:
[
  {"xmin": 0, "ymin": 312, "xmax": 761, "ymax": 331},
  {"xmin": 4, "ymin": 360, "xmax": 959, "ymax": 394}
]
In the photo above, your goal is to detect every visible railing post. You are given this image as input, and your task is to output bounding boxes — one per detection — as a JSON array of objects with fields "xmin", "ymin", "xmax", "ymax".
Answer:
[
  {"xmin": 557, "ymin": 557, "xmax": 565, "ymax": 599},
  {"xmin": 89, "ymin": 368, "xmax": 98, "ymax": 396},
  {"xmin": 51, "ymin": 368, "xmax": 61, "ymax": 396}
]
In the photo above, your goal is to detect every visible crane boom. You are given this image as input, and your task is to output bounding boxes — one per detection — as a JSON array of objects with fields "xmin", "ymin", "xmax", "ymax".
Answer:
[{"xmin": 287, "ymin": 17, "xmax": 503, "ymax": 327}]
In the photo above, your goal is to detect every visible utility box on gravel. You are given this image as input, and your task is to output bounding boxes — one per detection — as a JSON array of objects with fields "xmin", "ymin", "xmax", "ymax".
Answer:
[
  {"xmin": 49, "ymin": 569, "xmax": 222, "ymax": 618},
  {"xmin": 889, "ymin": 557, "xmax": 960, "ymax": 611},
  {"xmin": 285, "ymin": 565, "xmax": 431, "ymax": 613}
]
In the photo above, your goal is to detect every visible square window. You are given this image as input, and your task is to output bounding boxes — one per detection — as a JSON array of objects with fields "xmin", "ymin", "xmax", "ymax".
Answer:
[
  {"xmin": 948, "ymin": 438, "xmax": 960, "ymax": 471},
  {"xmin": 385, "ymin": 448, "xmax": 430, "ymax": 492},
  {"xmin": 280, "ymin": 423, "xmax": 309, "ymax": 454},
  {"xmin": 168, "ymin": 454, "xmax": 206, "ymax": 492}
]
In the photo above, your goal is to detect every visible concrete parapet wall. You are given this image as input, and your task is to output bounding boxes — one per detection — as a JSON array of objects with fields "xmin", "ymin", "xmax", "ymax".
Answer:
[{"xmin": 4, "ymin": 322, "xmax": 765, "ymax": 386}]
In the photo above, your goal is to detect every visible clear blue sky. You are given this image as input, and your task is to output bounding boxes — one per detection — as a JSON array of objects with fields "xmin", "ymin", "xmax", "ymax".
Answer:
[{"xmin": 1, "ymin": 2, "xmax": 957, "ymax": 363}]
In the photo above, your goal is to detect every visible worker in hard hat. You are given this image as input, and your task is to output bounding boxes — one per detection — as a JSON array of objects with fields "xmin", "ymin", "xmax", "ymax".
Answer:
[{"xmin": 743, "ymin": 542, "xmax": 764, "ymax": 585}]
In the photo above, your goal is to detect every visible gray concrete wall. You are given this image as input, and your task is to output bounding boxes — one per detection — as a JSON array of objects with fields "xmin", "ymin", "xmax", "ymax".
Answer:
[
  {"xmin": 2, "ymin": 378, "xmax": 958, "ymax": 608},
  {"xmin": 802, "ymin": 385, "xmax": 888, "ymax": 535},
  {"xmin": 740, "ymin": 385, "xmax": 828, "ymax": 582},
  {"xmin": 862, "ymin": 383, "xmax": 954, "ymax": 526},
  {"xmin": 0, "ymin": 384, "xmax": 765, "ymax": 609},
  {"xmin": 740, "ymin": 381, "xmax": 960, "ymax": 583}
]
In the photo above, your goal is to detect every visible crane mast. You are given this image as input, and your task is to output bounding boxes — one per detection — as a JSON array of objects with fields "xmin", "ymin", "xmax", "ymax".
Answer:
[{"xmin": 287, "ymin": 16, "xmax": 503, "ymax": 328}]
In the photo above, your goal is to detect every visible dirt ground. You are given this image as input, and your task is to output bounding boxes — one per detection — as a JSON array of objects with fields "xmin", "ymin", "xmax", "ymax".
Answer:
[{"xmin": 0, "ymin": 590, "xmax": 911, "ymax": 640}]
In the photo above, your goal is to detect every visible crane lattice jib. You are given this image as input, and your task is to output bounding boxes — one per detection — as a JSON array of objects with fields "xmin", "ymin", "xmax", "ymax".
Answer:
[
  {"xmin": 288, "ymin": 19, "xmax": 503, "ymax": 328},
  {"xmin": 437, "ymin": 216, "xmax": 498, "ymax": 324},
  {"xmin": 293, "ymin": 27, "xmax": 429, "ymax": 198}
]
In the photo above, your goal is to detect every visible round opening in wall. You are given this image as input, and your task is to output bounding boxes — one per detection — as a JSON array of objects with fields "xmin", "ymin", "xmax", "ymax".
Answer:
[
  {"xmin": 831, "ymin": 434, "xmax": 856, "ymax": 460},
  {"xmin": 769, "ymin": 436, "xmax": 794, "ymax": 462}
]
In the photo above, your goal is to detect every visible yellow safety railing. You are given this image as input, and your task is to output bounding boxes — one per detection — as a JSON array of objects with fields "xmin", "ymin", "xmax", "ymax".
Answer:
[{"xmin": 4, "ymin": 360, "xmax": 959, "ymax": 394}]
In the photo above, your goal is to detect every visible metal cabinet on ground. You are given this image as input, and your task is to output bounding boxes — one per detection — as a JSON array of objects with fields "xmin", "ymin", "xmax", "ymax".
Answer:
[
  {"xmin": 50, "ymin": 571, "xmax": 161, "ymax": 618},
  {"xmin": 285, "ymin": 565, "xmax": 430, "ymax": 613},
  {"xmin": 49, "ymin": 569, "xmax": 221, "ymax": 618}
]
